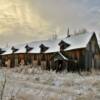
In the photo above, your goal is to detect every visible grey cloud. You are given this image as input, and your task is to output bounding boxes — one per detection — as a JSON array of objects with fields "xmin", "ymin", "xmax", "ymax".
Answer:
[{"xmin": 0, "ymin": 0, "xmax": 100, "ymax": 47}]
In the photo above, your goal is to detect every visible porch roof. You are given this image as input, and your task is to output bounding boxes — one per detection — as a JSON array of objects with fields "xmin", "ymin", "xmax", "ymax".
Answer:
[{"xmin": 54, "ymin": 52, "xmax": 68, "ymax": 61}]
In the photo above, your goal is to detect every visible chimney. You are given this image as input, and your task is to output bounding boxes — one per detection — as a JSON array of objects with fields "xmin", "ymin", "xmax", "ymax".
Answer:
[{"xmin": 67, "ymin": 28, "xmax": 70, "ymax": 38}]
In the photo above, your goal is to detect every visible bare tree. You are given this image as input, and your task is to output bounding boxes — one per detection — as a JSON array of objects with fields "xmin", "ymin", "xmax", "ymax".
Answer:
[
  {"xmin": 0, "ymin": 71, "xmax": 20, "ymax": 100},
  {"xmin": 52, "ymin": 33, "xmax": 58, "ymax": 40},
  {"xmin": 0, "ymin": 71, "xmax": 6, "ymax": 100},
  {"xmin": 9, "ymin": 88, "xmax": 21, "ymax": 100},
  {"xmin": 74, "ymin": 28, "xmax": 88, "ymax": 35}
]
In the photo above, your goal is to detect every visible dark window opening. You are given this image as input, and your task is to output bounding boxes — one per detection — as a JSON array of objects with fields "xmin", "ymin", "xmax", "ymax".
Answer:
[{"xmin": 41, "ymin": 54, "xmax": 45, "ymax": 61}]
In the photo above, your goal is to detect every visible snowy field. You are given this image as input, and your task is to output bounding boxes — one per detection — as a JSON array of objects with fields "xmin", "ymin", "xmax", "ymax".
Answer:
[{"xmin": 0, "ymin": 66, "xmax": 100, "ymax": 100}]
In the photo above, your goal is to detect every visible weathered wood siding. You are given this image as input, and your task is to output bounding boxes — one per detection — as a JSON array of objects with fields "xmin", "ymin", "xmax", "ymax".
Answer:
[
  {"xmin": 64, "ymin": 49, "xmax": 85, "ymax": 71},
  {"xmin": 85, "ymin": 33, "xmax": 100, "ymax": 70},
  {"xmin": 14, "ymin": 55, "xmax": 19, "ymax": 66},
  {"xmin": 30, "ymin": 53, "xmax": 53, "ymax": 70},
  {"xmin": 2, "ymin": 55, "xmax": 12, "ymax": 68},
  {"xmin": 18, "ymin": 54, "xmax": 25, "ymax": 66}
]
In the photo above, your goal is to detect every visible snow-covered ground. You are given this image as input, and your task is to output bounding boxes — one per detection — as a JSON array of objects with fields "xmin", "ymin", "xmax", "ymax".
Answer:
[{"xmin": 0, "ymin": 66, "xmax": 100, "ymax": 100}]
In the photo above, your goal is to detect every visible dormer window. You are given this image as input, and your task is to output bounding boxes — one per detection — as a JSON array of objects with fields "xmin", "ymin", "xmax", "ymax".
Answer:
[
  {"xmin": 0, "ymin": 48, "xmax": 5, "ymax": 54},
  {"xmin": 59, "ymin": 40, "xmax": 70, "ymax": 51},
  {"xmin": 25, "ymin": 45, "xmax": 33, "ymax": 53},
  {"xmin": 11, "ymin": 46, "xmax": 18, "ymax": 53},
  {"xmin": 39, "ymin": 44, "xmax": 49, "ymax": 53}
]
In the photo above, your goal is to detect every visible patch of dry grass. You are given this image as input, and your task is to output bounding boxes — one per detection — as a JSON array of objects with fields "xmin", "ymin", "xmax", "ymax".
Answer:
[
  {"xmin": 76, "ymin": 92, "xmax": 96, "ymax": 100},
  {"xmin": 0, "ymin": 67, "xmax": 100, "ymax": 100}
]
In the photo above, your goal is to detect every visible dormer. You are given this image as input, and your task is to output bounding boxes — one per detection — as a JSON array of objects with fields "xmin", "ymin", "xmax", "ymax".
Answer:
[
  {"xmin": 39, "ymin": 44, "xmax": 49, "ymax": 53},
  {"xmin": 0, "ymin": 48, "xmax": 5, "ymax": 54},
  {"xmin": 59, "ymin": 40, "xmax": 70, "ymax": 51},
  {"xmin": 11, "ymin": 46, "xmax": 18, "ymax": 53},
  {"xmin": 25, "ymin": 45, "xmax": 33, "ymax": 53}
]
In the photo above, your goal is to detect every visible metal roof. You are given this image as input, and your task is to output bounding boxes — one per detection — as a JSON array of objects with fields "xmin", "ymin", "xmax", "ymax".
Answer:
[
  {"xmin": 15, "ymin": 47, "xmax": 26, "ymax": 54},
  {"xmin": 1, "ymin": 48, "xmax": 12, "ymax": 55},
  {"xmin": 1, "ymin": 32, "xmax": 96, "ymax": 55},
  {"xmin": 29, "ymin": 39, "xmax": 60, "ymax": 53},
  {"xmin": 64, "ymin": 32, "xmax": 94, "ymax": 51}
]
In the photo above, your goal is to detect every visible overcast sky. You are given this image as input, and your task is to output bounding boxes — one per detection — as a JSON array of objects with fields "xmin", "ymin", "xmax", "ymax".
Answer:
[{"xmin": 0, "ymin": 0, "xmax": 100, "ymax": 47}]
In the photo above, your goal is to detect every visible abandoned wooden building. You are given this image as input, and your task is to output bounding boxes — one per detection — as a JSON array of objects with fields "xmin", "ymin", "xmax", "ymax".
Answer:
[{"xmin": 0, "ymin": 32, "xmax": 100, "ymax": 72}]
